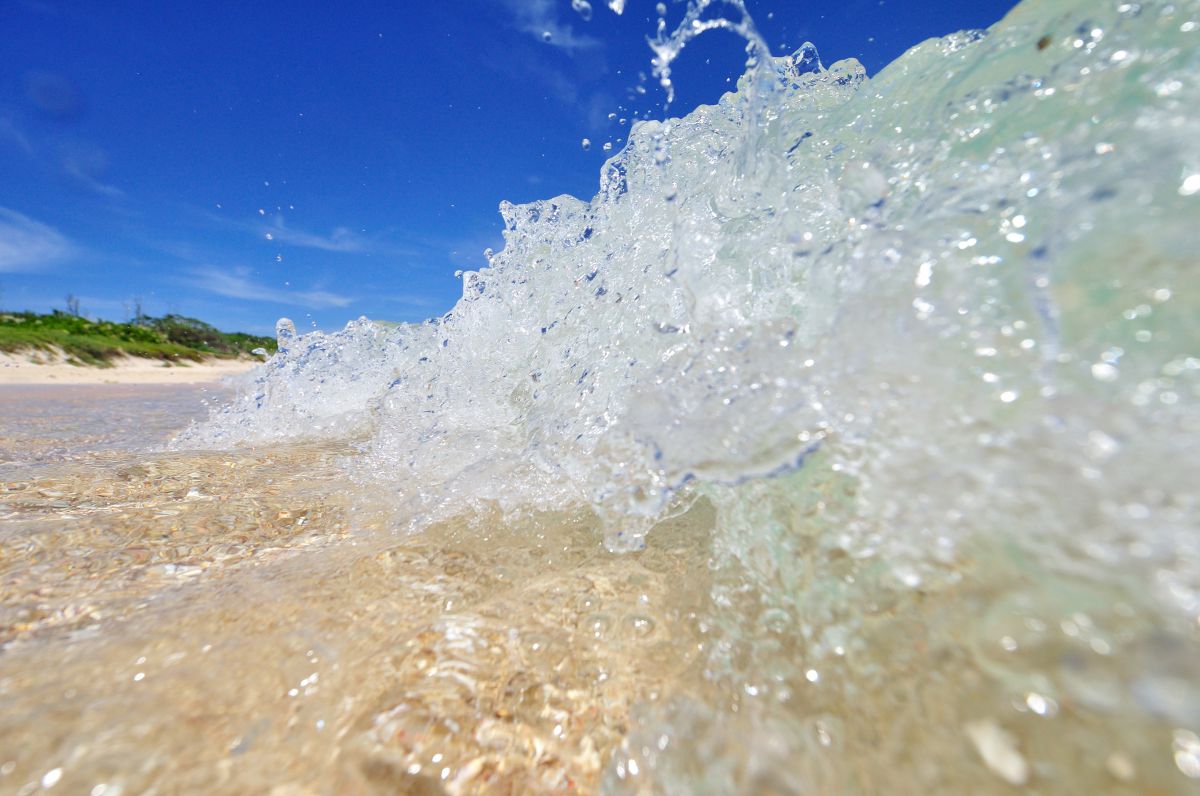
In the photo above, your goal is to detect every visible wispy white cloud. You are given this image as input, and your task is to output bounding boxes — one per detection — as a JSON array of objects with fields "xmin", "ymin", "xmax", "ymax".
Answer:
[
  {"xmin": 263, "ymin": 218, "xmax": 369, "ymax": 253},
  {"xmin": 61, "ymin": 145, "xmax": 125, "ymax": 198},
  {"xmin": 0, "ymin": 117, "xmax": 33, "ymax": 155},
  {"xmin": 200, "ymin": 211, "xmax": 416, "ymax": 257},
  {"xmin": 499, "ymin": 0, "xmax": 602, "ymax": 52},
  {"xmin": 64, "ymin": 165, "xmax": 125, "ymax": 199},
  {"xmin": 0, "ymin": 207, "xmax": 73, "ymax": 272},
  {"xmin": 186, "ymin": 266, "xmax": 355, "ymax": 309}
]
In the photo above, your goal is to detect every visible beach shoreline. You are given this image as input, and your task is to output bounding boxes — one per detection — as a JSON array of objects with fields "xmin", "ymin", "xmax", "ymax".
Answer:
[{"xmin": 0, "ymin": 349, "xmax": 261, "ymax": 385}]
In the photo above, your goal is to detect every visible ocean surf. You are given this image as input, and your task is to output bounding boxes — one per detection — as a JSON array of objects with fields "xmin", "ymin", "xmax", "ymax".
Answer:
[{"xmin": 3, "ymin": 0, "xmax": 1199, "ymax": 791}]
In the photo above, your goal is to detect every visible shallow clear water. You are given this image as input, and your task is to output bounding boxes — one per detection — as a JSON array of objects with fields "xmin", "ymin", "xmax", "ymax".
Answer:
[
  {"xmin": 5, "ymin": 0, "xmax": 1200, "ymax": 791},
  {"xmin": 0, "ymin": 385, "xmax": 227, "ymax": 469},
  {"xmin": 1, "ymin": 389, "xmax": 1196, "ymax": 794},
  {"xmin": 1, "ymin": 387, "xmax": 714, "ymax": 793}
]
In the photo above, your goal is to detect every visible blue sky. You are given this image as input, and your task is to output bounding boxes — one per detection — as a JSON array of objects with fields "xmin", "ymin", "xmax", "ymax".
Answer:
[{"xmin": 0, "ymin": 0, "xmax": 1017, "ymax": 334}]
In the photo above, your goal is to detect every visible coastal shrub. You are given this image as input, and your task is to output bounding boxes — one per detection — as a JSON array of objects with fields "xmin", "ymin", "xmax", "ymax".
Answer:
[{"xmin": 0, "ymin": 310, "xmax": 276, "ymax": 366}]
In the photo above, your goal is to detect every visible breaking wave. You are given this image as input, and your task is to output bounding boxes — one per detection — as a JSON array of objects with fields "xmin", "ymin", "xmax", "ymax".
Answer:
[
  {"xmin": 185, "ymin": 0, "xmax": 1198, "ymax": 556},
  {"xmin": 177, "ymin": 0, "xmax": 1200, "ymax": 783}
]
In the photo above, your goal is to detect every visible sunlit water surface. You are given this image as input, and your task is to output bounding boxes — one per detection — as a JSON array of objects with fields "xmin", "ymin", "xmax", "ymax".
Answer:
[{"xmin": 1, "ymin": 387, "xmax": 1194, "ymax": 794}]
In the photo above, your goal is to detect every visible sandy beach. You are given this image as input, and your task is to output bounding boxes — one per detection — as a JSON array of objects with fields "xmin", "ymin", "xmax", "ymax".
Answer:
[{"xmin": 0, "ymin": 349, "xmax": 261, "ymax": 385}]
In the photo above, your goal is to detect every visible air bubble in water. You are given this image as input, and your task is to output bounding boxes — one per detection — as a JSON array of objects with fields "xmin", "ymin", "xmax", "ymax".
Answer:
[
  {"xmin": 542, "ymin": 31, "xmax": 553, "ymax": 42},
  {"xmin": 582, "ymin": 138, "xmax": 592, "ymax": 151},
  {"xmin": 608, "ymin": 0, "xmax": 625, "ymax": 14}
]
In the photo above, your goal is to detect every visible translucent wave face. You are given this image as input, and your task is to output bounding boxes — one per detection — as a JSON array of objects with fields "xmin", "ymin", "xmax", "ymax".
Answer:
[{"xmin": 180, "ymin": 0, "xmax": 1199, "ymax": 611}]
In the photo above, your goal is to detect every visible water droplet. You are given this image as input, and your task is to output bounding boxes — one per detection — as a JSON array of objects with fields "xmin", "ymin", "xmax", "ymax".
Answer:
[
  {"xmin": 581, "ymin": 138, "xmax": 591, "ymax": 151},
  {"xmin": 276, "ymin": 318, "xmax": 297, "ymax": 350},
  {"xmin": 571, "ymin": 0, "xmax": 593, "ymax": 21},
  {"xmin": 542, "ymin": 31, "xmax": 552, "ymax": 42}
]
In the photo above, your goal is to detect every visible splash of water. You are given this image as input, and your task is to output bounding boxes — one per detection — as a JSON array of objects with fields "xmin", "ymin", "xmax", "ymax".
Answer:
[
  {"xmin": 184, "ymin": 0, "xmax": 1199, "ymax": 574},
  {"xmin": 648, "ymin": 0, "xmax": 772, "ymax": 106},
  {"xmin": 175, "ymin": 0, "xmax": 1200, "ymax": 786},
  {"xmin": 178, "ymin": 2, "xmax": 1200, "ymax": 781}
]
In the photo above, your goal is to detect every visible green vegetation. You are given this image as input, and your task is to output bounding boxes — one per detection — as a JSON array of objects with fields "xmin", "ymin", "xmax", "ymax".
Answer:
[{"xmin": 0, "ymin": 310, "xmax": 277, "ymax": 368}]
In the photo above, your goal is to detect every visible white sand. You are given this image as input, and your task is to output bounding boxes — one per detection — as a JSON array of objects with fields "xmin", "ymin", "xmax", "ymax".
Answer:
[{"xmin": 0, "ymin": 349, "xmax": 262, "ymax": 385}]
